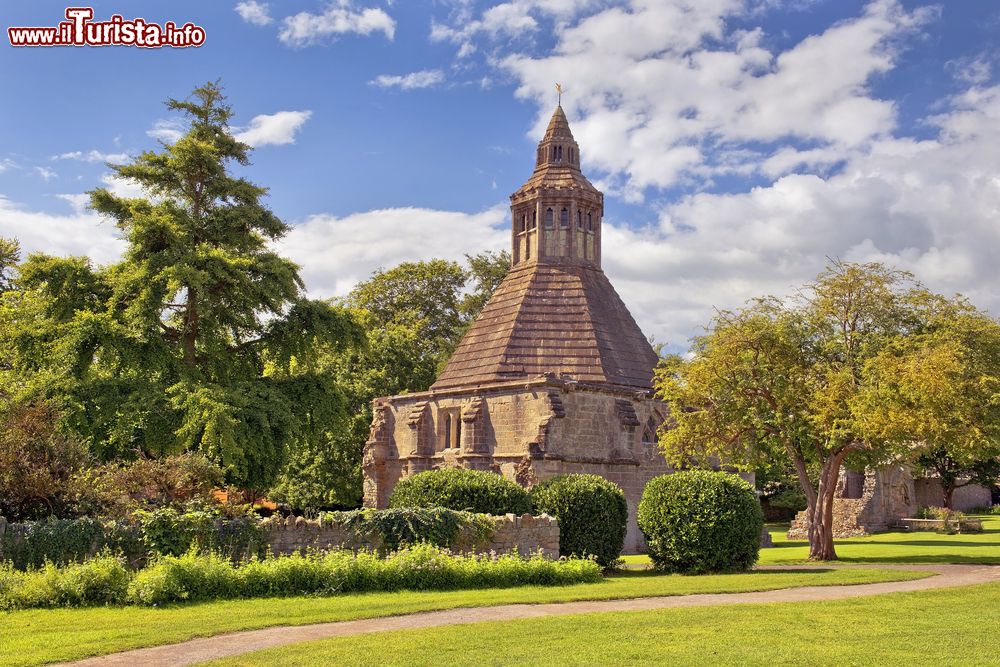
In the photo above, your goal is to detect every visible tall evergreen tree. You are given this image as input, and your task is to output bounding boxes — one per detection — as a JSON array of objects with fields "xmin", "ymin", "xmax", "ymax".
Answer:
[{"xmin": 1, "ymin": 82, "xmax": 362, "ymax": 492}]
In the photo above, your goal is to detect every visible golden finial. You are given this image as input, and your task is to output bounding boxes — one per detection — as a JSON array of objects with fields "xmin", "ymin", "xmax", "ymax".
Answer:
[{"xmin": 556, "ymin": 83, "xmax": 563, "ymax": 105}]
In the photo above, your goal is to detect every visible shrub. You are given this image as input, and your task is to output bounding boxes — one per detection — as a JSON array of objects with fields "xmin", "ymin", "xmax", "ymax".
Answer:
[
  {"xmin": 1, "ymin": 511, "xmax": 261, "ymax": 571},
  {"xmin": 65, "ymin": 453, "xmax": 225, "ymax": 520},
  {"xmin": 127, "ymin": 545, "xmax": 602, "ymax": 606},
  {"xmin": 0, "ymin": 516, "xmax": 135, "ymax": 570},
  {"xmin": 1, "ymin": 545, "xmax": 602, "ymax": 609},
  {"xmin": 0, "ymin": 555, "xmax": 130, "ymax": 610},
  {"xmin": 388, "ymin": 468, "xmax": 532, "ymax": 516},
  {"xmin": 321, "ymin": 507, "xmax": 495, "ymax": 552},
  {"xmin": 916, "ymin": 506, "xmax": 966, "ymax": 521},
  {"xmin": 128, "ymin": 550, "xmax": 237, "ymax": 605},
  {"xmin": 530, "ymin": 474, "xmax": 627, "ymax": 567},
  {"xmin": 0, "ymin": 402, "xmax": 91, "ymax": 521},
  {"xmin": 637, "ymin": 471, "xmax": 763, "ymax": 574}
]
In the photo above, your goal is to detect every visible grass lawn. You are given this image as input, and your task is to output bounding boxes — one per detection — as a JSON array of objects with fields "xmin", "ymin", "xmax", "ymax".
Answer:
[
  {"xmin": 0, "ymin": 568, "xmax": 925, "ymax": 667},
  {"xmin": 206, "ymin": 581, "xmax": 1000, "ymax": 667},
  {"xmin": 621, "ymin": 515, "xmax": 1000, "ymax": 567}
]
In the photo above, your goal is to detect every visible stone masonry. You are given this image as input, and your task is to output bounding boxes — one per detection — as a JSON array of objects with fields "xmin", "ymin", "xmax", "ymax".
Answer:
[
  {"xmin": 363, "ymin": 104, "xmax": 670, "ymax": 554},
  {"xmin": 787, "ymin": 463, "xmax": 996, "ymax": 539},
  {"xmin": 787, "ymin": 464, "xmax": 917, "ymax": 539},
  {"xmin": 261, "ymin": 513, "xmax": 560, "ymax": 559}
]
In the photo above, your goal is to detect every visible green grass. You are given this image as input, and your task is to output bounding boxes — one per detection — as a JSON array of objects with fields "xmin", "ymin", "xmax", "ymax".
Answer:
[
  {"xmin": 0, "ymin": 568, "xmax": 925, "ymax": 666},
  {"xmin": 206, "ymin": 581, "xmax": 1000, "ymax": 666},
  {"xmin": 621, "ymin": 515, "xmax": 1000, "ymax": 567}
]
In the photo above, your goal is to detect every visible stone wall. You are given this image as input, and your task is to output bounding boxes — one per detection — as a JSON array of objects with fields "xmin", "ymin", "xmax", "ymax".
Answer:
[
  {"xmin": 261, "ymin": 513, "xmax": 560, "ymax": 559},
  {"xmin": 913, "ymin": 478, "xmax": 993, "ymax": 512}
]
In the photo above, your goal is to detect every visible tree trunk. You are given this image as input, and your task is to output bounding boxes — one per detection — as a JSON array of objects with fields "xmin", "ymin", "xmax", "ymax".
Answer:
[
  {"xmin": 182, "ymin": 285, "xmax": 199, "ymax": 368},
  {"xmin": 943, "ymin": 484, "xmax": 955, "ymax": 509},
  {"xmin": 807, "ymin": 453, "xmax": 848, "ymax": 561}
]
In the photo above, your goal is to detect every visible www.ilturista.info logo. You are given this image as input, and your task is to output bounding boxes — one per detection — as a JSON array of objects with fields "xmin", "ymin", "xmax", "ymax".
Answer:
[{"xmin": 8, "ymin": 7, "xmax": 205, "ymax": 48}]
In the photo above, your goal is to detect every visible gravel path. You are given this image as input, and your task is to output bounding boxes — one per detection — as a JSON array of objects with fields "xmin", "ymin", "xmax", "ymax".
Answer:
[{"xmin": 60, "ymin": 563, "xmax": 1000, "ymax": 667}]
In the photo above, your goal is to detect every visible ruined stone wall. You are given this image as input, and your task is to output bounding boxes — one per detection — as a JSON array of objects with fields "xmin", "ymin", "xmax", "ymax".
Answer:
[
  {"xmin": 261, "ymin": 513, "xmax": 560, "ymax": 559},
  {"xmin": 788, "ymin": 464, "xmax": 918, "ymax": 539}
]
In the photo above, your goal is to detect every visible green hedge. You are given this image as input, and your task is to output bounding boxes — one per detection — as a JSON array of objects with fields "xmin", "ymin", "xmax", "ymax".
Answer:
[
  {"xmin": 637, "ymin": 471, "xmax": 763, "ymax": 574},
  {"xmin": 1, "ymin": 510, "xmax": 263, "ymax": 570},
  {"xmin": 531, "ymin": 474, "xmax": 627, "ymax": 568},
  {"xmin": 388, "ymin": 468, "xmax": 532, "ymax": 516},
  {"xmin": 0, "ymin": 545, "xmax": 603, "ymax": 609},
  {"xmin": 321, "ymin": 508, "xmax": 495, "ymax": 552}
]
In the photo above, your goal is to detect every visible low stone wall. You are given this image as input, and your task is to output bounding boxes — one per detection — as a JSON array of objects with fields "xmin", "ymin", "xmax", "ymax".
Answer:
[
  {"xmin": 898, "ymin": 517, "xmax": 983, "ymax": 533},
  {"xmin": 261, "ymin": 513, "xmax": 561, "ymax": 559}
]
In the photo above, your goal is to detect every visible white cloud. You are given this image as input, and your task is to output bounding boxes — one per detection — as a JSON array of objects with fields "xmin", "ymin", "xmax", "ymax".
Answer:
[
  {"xmin": 434, "ymin": 0, "xmax": 931, "ymax": 198},
  {"xmin": 34, "ymin": 167, "xmax": 57, "ymax": 181},
  {"xmin": 0, "ymin": 195, "xmax": 124, "ymax": 265},
  {"xmin": 55, "ymin": 193, "xmax": 91, "ymax": 214},
  {"xmin": 235, "ymin": 1, "xmax": 273, "ymax": 26},
  {"xmin": 52, "ymin": 149, "xmax": 130, "ymax": 163},
  {"xmin": 279, "ymin": 1, "xmax": 396, "ymax": 47},
  {"xmin": 234, "ymin": 110, "xmax": 312, "ymax": 147},
  {"xmin": 278, "ymin": 206, "xmax": 510, "ymax": 298},
  {"xmin": 147, "ymin": 119, "xmax": 185, "ymax": 144},
  {"xmin": 0, "ymin": 158, "xmax": 17, "ymax": 173},
  {"xmin": 147, "ymin": 111, "xmax": 311, "ymax": 148},
  {"xmin": 945, "ymin": 54, "xmax": 992, "ymax": 86},
  {"xmin": 371, "ymin": 69, "xmax": 445, "ymax": 90},
  {"xmin": 100, "ymin": 173, "xmax": 147, "ymax": 199},
  {"xmin": 596, "ymin": 82, "xmax": 1000, "ymax": 348},
  {"xmin": 431, "ymin": 0, "xmax": 606, "ymax": 56}
]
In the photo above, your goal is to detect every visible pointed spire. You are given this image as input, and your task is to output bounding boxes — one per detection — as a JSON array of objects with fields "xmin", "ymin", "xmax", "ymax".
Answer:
[{"xmin": 542, "ymin": 104, "xmax": 575, "ymax": 142}]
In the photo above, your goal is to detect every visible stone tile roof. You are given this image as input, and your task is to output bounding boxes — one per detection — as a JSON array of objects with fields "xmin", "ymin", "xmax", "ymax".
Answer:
[
  {"xmin": 513, "ymin": 105, "xmax": 600, "ymax": 199},
  {"xmin": 431, "ymin": 262, "xmax": 660, "ymax": 391},
  {"xmin": 543, "ymin": 105, "xmax": 574, "ymax": 141}
]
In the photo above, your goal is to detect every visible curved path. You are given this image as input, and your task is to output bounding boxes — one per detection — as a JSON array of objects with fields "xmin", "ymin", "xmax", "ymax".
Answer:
[{"xmin": 63, "ymin": 564, "xmax": 1000, "ymax": 667}]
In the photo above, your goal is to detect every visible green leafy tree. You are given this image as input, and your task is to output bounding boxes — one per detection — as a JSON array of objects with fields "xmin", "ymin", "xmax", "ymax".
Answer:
[
  {"xmin": 460, "ymin": 250, "xmax": 510, "ymax": 321},
  {"xmin": 655, "ymin": 261, "xmax": 1000, "ymax": 561},
  {"xmin": 0, "ymin": 82, "xmax": 362, "ymax": 492},
  {"xmin": 858, "ymin": 301, "xmax": 1000, "ymax": 508},
  {"xmin": 270, "ymin": 253, "xmax": 509, "ymax": 510}
]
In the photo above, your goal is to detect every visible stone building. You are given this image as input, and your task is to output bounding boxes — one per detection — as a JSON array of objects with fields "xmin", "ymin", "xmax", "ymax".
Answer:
[{"xmin": 363, "ymin": 105, "xmax": 670, "ymax": 553}]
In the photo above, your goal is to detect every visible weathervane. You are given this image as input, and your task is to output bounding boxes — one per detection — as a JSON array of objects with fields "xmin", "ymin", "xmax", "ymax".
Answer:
[{"xmin": 556, "ymin": 83, "xmax": 563, "ymax": 105}]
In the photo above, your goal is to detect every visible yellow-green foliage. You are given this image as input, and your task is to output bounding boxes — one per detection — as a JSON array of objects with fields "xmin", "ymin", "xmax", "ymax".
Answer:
[{"xmin": 0, "ymin": 546, "xmax": 602, "ymax": 610}]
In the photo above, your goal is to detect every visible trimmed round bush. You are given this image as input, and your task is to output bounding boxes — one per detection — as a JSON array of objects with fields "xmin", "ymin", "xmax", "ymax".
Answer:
[
  {"xmin": 637, "ymin": 470, "xmax": 763, "ymax": 574},
  {"xmin": 388, "ymin": 468, "xmax": 532, "ymax": 516},
  {"xmin": 530, "ymin": 474, "xmax": 627, "ymax": 568}
]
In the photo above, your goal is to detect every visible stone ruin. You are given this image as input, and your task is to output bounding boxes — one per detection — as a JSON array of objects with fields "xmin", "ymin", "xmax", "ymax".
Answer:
[{"xmin": 787, "ymin": 463, "xmax": 994, "ymax": 539}]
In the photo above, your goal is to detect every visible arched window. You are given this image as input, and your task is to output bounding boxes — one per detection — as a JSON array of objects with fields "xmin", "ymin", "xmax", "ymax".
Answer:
[
  {"xmin": 545, "ymin": 208, "xmax": 554, "ymax": 228},
  {"xmin": 531, "ymin": 211, "xmax": 537, "ymax": 229},
  {"xmin": 587, "ymin": 212, "xmax": 593, "ymax": 231},
  {"xmin": 557, "ymin": 146, "xmax": 563, "ymax": 161},
  {"xmin": 551, "ymin": 145, "xmax": 557, "ymax": 161},
  {"xmin": 577, "ymin": 211, "xmax": 583, "ymax": 229},
  {"xmin": 569, "ymin": 148, "xmax": 574, "ymax": 163},
  {"xmin": 642, "ymin": 416, "xmax": 659, "ymax": 446},
  {"xmin": 560, "ymin": 208, "xmax": 569, "ymax": 227},
  {"xmin": 444, "ymin": 414, "xmax": 453, "ymax": 449},
  {"xmin": 641, "ymin": 415, "xmax": 662, "ymax": 461},
  {"xmin": 520, "ymin": 213, "xmax": 527, "ymax": 233}
]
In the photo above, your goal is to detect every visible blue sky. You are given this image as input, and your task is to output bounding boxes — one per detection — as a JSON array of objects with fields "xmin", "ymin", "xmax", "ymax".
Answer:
[{"xmin": 1, "ymin": 1, "xmax": 999, "ymax": 348}]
